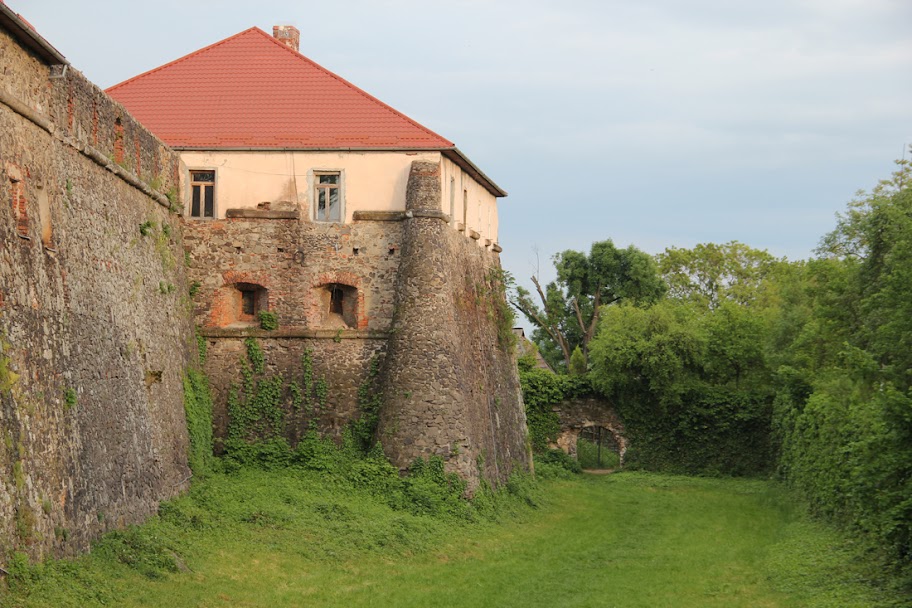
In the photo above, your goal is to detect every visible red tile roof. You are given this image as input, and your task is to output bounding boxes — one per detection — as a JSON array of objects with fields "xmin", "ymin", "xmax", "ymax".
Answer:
[{"xmin": 106, "ymin": 27, "xmax": 454, "ymax": 150}]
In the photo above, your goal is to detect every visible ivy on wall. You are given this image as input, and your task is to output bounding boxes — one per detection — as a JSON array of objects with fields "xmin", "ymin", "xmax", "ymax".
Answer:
[
  {"xmin": 222, "ymin": 338, "xmax": 382, "ymax": 464},
  {"xmin": 518, "ymin": 360, "xmax": 590, "ymax": 453}
]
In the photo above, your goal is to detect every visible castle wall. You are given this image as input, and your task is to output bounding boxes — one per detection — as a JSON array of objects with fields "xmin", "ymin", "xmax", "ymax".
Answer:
[
  {"xmin": 185, "ymin": 216, "xmax": 404, "ymax": 332},
  {"xmin": 185, "ymin": 214, "xmax": 404, "ymax": 443},
  {"xmin": 377, "ymin": 162, "xmax": 530, "ymax": 491},
  {"xmin": 0, "ymin": 25, "xmax": 192, "ymax": 559},
  {"xmin": 201, "ymin": 336, "xmax": 387, "ymax": 448},
  {"xmin": 187, "ymin": 162, "xmax": 529, "ymax": 486}
]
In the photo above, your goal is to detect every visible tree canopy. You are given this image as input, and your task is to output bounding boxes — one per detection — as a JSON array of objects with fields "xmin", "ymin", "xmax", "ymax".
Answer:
[{"xmin": 512, "ymin": 240, "xmax": 665, "ymax": 370}]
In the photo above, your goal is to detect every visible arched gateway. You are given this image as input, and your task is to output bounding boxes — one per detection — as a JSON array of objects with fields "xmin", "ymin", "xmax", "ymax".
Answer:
[{"xmin": 551, "ymin": 396, "xmax": 628, "ymax": 467}]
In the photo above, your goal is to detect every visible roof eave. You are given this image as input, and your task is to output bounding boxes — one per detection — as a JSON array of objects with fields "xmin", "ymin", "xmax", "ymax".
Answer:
[
  {"xmin": 0, "ymin": 4, "xmax": 68, "ymax": 66},
  {"xmin": 171, "ymin": 145, "xmax": 507, "ymax": 198},
  {"xmin": 442, "ymin": 148, "xmax": 507, "ymax": 198}
]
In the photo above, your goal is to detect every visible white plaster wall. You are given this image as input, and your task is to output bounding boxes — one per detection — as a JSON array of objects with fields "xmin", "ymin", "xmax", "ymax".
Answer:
[
  {"xmin": 179, "ymin": 150, "xmax": 439, "ymax": 222},
  {"xmin": 441, "ymin": 155, "xmax": 499, "ymax": 247},
  {"xmin": 179, "ymin": 150, "xmax": 500, "ymax": 247}
]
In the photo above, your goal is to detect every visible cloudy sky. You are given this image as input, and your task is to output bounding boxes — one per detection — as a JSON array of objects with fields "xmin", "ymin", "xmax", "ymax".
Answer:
[{"xmin": 15, "ymin": 0, "xmax": 912, "ymax": 293}]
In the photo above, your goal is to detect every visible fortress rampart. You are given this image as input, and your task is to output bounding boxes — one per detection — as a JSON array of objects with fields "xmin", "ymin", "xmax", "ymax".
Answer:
[{"xmin": 0, "ymin": 25, "xmax": 192, "ymax": 558}]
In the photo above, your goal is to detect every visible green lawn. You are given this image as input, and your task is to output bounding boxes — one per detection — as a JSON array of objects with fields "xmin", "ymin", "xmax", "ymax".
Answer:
[{"xmin": 1, "ymin": 469, "xmax": 901, "ymax": 607}]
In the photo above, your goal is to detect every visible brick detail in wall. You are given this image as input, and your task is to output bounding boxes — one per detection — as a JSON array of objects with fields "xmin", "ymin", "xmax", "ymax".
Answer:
[
  {"xmin": 7, "ymin": 165, "xmax": 28, "ymax": 238},
  {"xmin": 113, "ymin": 117, "xmax": 124, "ymax": 165}
]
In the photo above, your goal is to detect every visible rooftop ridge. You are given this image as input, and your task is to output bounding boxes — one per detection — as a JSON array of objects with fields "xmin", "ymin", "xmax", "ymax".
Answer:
[{"xmin": 248, "ymin": 27, "xmax": 454, "ymax": 148}]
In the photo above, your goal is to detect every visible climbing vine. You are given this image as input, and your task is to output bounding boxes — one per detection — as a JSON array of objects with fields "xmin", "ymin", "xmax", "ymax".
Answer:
[
  {"xmin": 224, "ymin": 341, "xmax": 329, "ymax": 462},
  {"xmin": 519, "ymin": 367, "xmax": 590, "ymax": 453},
  {"xmin": 350, "ymin": 356, "xmax": 383, "ymax": 453},
  {"xmin": 473, "ymin": 268, "xmax": 516, "ymax": 350},
  {"xmin": 183, "ymin": 369, "xmax": 213, "ymax": 475}
]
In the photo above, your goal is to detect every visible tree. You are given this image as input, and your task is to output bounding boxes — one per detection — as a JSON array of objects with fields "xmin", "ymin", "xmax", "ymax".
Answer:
[
  {"xmin": 656, "ymin": 241, "xmax": 784, "ymax": 310},
  {"xmin": 588, "ymin": 298, "xmax": 775, "ymax": 475},
  {"xmin": 512, "ymin": 240, "xmax": 666, "ymax": 371}
]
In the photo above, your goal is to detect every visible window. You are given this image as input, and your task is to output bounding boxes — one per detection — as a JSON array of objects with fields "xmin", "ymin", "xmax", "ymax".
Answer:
[
  {"xmin": 315, "ymin": 282, "xmax": 358, "ymax": 328},
  {"xmin": 190, "ymin": 170, "xmax": 215, "ymax": 218},
  {"xmin": 314, "ymin": 172, "xmax": 341, "ymax": 222},
  {"xmin": 329, "ymin": 285, "xmax": 344, "ymax": 315},
  {"xmin": 449, "ymin": 177, "xmax": 455, "ymax": 226},
  {"xmin": 241, "ymin": 290, "xmax": 256, "ymax": 316},
  {"xmin": 235, "ymin": 283, "xmax": 267, "ymax": 323}
]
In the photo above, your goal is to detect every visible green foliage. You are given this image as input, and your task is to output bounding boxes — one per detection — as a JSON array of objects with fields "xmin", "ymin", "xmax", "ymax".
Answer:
[
  {"xmin": 770, "ymin": 156, "xmax": 912, "ymax": 580},
  {"xmin": 188, "ymin": 281, "xmax": 201, "ymax": 297},
  {"xmin": 515, "ymin": 338, "xmax": 541, "ymax": 373},
  {"xmin": 656, "ymin": 241, "xmax": 785, "ymax": 309},
  {"xmin": 396, "ymin": 456, "xmax": 470, "ymax": 518},
  {"xmin": 512, "ymin": 239, "xmax": 666, "ymax": 371},
  {"xmin": 481, "ymin": 268, "xmax": 517, "ymax": 350},
  {"xmin": 589, "ymin": 299, "xmax": 773, "ymax": 475},
  {"xmin": 519, "ymin": 367, "xmax": 590, "ymax": 453},
  {"xmin": 0, "ymin": 334, "xmax": 19, "ymax": 393},
  {"xmin": 183, "ymin": 369, "xmax": 214, "ymax": 476},
  {"xmin": 93, "ymin": 526, "xmax": 182, "ymax": 580},
  {"xmin": 63, "ymin": 388, "xmax": 77, "ymax": 411},
  {"xmin": 534, "ymin": 448, "xmax": 582, "ymax": 476},
  {"xmin": 257, "ymin": 311, "xmax": 278, "ymax": 331},
  {"xmin": 244, "ymin": 338, "xmax": 265, "ymax": 375},
  {"xmin": 568, "ymin": 346, "xmax": 586, "ymax": 376},
  {"xmin": 138, "ymin": 220, "xmax": 155, "ymax": 237},
  {"xmin": 196, "ymin": 333, "xmax": 207, "ymax": 365},
  {"xmin": 145, "ymin": 175, "xmax": 163, "ymax": 192},
  {"xmin": 350, "ymin": 356, "xmax": 383, "ymax": 452},
  {"xmin": 225, "ymin": 344, "xmax": 330, "ymax": 463}
]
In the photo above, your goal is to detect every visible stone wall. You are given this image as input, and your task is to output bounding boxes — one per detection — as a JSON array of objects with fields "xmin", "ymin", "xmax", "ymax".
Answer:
[
  {"xmin": 184, "ymin": 215, "xmax": 403, "ymax": 332},
  {"xmin": 377, "ymin": 162, "xmax": 531, "ymax": 491},
  {"xmin": 552, "ymin": 396, "xmax": 628, "ymax": 465},
  {"xmin": 200, "ymin": 334, "xmax": 386, "ymax": 448},
  {"xmin": 0, "ymin": 25, "xmax": 192, "ymax": 560},
  {"xmin": 185, "ymin": 213, "xmax": 405, "ymax": 446}
]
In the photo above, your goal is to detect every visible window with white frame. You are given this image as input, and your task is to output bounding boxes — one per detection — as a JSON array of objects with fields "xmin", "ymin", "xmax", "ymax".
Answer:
[
  {"xmin": 314, "ymin": 172, "xmax": 341, "ymax": 222},
  {"xmin": 189, "ymin": 170, "xmax": 215, "ymax": 218}
]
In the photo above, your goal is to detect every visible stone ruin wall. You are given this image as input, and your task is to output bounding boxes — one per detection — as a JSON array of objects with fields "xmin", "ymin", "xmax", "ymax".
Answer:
[
  {"xmin": 0, "ymin": 26, "xmax": 193, "ymax": 560},
  {"xmin": 551, "ymin": 396, "xmax": 628, "ymax": 465}
]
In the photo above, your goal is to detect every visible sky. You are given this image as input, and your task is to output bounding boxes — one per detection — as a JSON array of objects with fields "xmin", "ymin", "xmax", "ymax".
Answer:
[{"xmin": 13, "ymin": 0, "xmax": 912, "ymax": 301}]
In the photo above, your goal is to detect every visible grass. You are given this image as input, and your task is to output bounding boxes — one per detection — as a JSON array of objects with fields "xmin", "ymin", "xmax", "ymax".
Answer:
[{"xmin": 1, "ymin": 467, "xmax": 905, "ymax": 607}]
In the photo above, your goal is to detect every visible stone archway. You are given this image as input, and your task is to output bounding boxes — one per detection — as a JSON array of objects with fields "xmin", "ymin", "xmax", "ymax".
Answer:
[{"xmin": 551, "ymin": 396, "xmax": 628, "ymax": 467}]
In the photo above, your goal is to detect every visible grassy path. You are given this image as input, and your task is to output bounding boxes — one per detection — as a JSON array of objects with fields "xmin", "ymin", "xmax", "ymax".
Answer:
[{"xmin": 3, "ymin": 471, "xmax": 897, "ymax": 607}]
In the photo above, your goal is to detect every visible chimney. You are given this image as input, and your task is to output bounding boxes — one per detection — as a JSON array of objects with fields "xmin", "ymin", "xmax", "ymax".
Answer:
[{"xmin": 273, "ymin": 25, "xmax": 300, "ymax": 52}]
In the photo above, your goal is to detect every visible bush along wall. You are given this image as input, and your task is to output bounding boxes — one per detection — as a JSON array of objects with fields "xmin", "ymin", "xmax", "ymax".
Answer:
[
  {"xmin": 195, "ymin": 337, "xmax": 539, "ymax": 517},
  {"xmin": 771, "ymin": 163, "xmax": 912, "ymax": 586}
]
